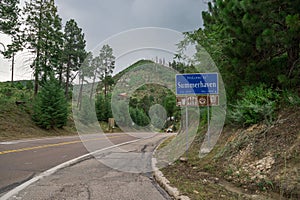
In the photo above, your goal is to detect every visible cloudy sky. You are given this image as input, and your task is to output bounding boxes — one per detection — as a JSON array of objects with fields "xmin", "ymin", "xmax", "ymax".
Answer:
[{"xmin": 0, "ymin": 0, "xmax": 208, "ymax": 81}]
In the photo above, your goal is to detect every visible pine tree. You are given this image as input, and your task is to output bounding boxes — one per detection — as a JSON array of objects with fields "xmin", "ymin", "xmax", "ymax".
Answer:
[
  {"xmin": 63, "ymin": 19, "xmax": 86, "ymax": 99},
  {"xmin": 95, "ymin": 93, "xmax": 112, "ymax": 121},
  {"xmin": 98, "ymin": 44, "xmax": 115, "ymax": 97},
  {"xmin": 32, "ymin": 75, "xmax": 68, "ymax": 129},
  {"xmin": 23, "ymin": 0, "xmax": 63, "ymax": 95},
  {"xmin": 188, "ymin": 0, "xmax": 300, "ymax": 99},
  {"xmin": 90, "ymin": 52, "xmax": 104, "ymax": 100},
  {"xmin": 0, "ymin": 0, "xmax": 20, "ymax": 35},
  {"xmin": 77, "ymin": 51, "xmax": 93, "ymax": 109},
  {"xmin": 0, "ymin": 0, "xmax": 22, "ymax": 83}
]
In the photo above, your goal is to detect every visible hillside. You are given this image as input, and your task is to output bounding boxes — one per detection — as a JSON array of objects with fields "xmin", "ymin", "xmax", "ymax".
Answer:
[
  {"xmin": 0, "ymin": 60, "xmax": 174, "ymax": 140},
  {"xmin": 0, "ymin": 81, "xmax": 76, "ymax": 141},
  {"xmin": 161, "ymin": 106, "xmax": 300, "ymax": 199}
]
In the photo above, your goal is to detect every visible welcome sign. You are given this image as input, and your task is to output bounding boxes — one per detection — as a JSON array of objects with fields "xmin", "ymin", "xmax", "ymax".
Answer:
[{"xmin": 175, "ymin": 73, "xmax": 219, "ymax": 95}]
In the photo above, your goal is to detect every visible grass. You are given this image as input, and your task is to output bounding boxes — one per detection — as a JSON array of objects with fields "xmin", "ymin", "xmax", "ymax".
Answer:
[{"xmin": 0, "ymin": 81, "xmax": 78, "ymax": 141}]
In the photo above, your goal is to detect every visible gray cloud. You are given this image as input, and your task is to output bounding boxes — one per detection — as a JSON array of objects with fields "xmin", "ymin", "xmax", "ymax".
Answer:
[
  {"xmin": 0, "ymin": 0, "xmax": 208, "ymax": 81},
  {"xmin": 56, "ymin": 0, "xmax": 207, "ymax": 49}
]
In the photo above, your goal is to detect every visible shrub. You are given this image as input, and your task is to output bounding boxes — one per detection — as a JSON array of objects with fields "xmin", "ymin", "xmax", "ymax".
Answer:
[
  {"xmin": 32, "ymin": 77, "xmax": 68, "ymax": 129},
  {"xmin": 130, "ymin": 107, "xmax": 150, "ymax": 127},
  {"xmin": 229, "ymin": 84, "xmax": 279, "ymax": 126}
]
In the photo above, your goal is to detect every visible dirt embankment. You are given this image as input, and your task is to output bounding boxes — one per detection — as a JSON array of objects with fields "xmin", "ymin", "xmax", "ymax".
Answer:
[{"xmin": 162, "ymin": 107, "xmax": 300, "ymax": 200}]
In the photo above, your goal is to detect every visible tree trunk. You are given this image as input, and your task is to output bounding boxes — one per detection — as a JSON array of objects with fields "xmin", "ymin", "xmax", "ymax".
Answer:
[
  {"xmin": 34, "ymin": 50, "xmax": 40, "ymax": 96},
  {"xmin": 90, "ymin": 70, "xmax": 97, "ymax": 101},
  {"xmin": 104, "ymin": 72, "xmax": 107, "ymax": 98},
  {"xmin": 77, "ymin": 75, "xmax": 84, "ymax": 110},
  {"xmin": 58, "ymin": 66, "xmax": 63, "ymax": 86},
  {"xmin": 287, "ymin": 38, "xmax": 300, "ymax": 79},
  {"xmin": 65, "ymin": 60, "xmax": 70, "ymax": 99},
  {"xmin": 34, "ymin": 2, "xmax": 43, "ymax": 96}
]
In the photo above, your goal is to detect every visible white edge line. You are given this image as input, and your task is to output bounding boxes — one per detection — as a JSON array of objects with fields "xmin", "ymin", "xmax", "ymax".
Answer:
[{"xmin": 0, "ymin": 138, "xmax": 142, "ymax": 200}]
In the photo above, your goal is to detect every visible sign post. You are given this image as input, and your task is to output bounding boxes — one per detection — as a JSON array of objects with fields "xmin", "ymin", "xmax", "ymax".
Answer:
[
  {"xmin": 185, "ymin": 96, "xmax": 188, "ymax": 157},
  {"xmin": 175, "ymin": 73, "xmax": 219, "ymax": 156}
]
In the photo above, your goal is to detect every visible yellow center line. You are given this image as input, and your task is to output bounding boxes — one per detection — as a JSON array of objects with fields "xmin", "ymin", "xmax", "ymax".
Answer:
[{"xmin": 0, "ymin": 135, "xmax": 122, "ymax": 155}]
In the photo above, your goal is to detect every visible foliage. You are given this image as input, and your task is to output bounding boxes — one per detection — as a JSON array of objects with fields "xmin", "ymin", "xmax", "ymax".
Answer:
[
  {"xmin": 228, "ymin": 85, "xmax": 279, "ymax": 126},
  {"xmin": 77, "ymin": 96, "xmax": 97, "ymax": 125},
  {"xmin": 32, "ymin": 76, "xmax": 68, "ymax": 129},
  {"xmin": 95, "ymin": 93, "xmax": 112, "ymax": 121},
  {"xmin": 89, "ymin": 44, "xmax": 115, "ymax": 100},
  {"xmin": 62, "ymin": 19, "xmax": 86, "ymax": 98},
  {"xmin": 163, "ymin": 92, "xmax": 177, "ymax": 118},
  {"xmin": 129, "ymin": 107, "xmax": 150, "ymax": 127},
  {"xmin": 282, "ymin": 90, "xmax": 300, "ymax": 106},
  {"xmin": 0, "ymin": 0, "xmax": 19, "ymax": 34},
  {"xmin": 0, "ymin": 0, "xmax": 22, "ymax": 58},
  {"xmin": 183, "ymin": 0, "xmax": 300, "ymax": 102},
  {"xmin": 22, "ymin": 0, "xmax": 64, "ymax": 95}
]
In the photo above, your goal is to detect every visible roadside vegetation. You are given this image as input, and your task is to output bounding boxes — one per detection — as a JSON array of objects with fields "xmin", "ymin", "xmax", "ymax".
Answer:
[
  {"xmin": 159, "ymin": 0, "xmax": 300, "ymax": 199},
  {"xmin": 0, "ymin": 0, "xmax": 299, "ymax": 198}
]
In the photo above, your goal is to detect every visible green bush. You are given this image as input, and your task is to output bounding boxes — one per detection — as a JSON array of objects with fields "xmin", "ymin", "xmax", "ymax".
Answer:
[
  {"xmin": 229, "ymin": 84, "xmax": 279, "ymax": 126},
  {"xmin": 130, "ymin": 107, "xmax": 150, "ymax": 127},
  {"xmin": 32, "ymin": 77, "xmax": 68, "ymax": 129}
]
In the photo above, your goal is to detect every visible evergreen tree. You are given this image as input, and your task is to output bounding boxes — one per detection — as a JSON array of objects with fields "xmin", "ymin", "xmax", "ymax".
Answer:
[
  {"xmin": 95, "ymin": 93, "xmax": 105, "ymax": 121},
  {"xmin": 0, "ymin": 0, "xmax": 23, "ymax": 81},
  {"xmin": 186, "ymin": 0, "xmax": 300, "ymax": 99},
  {"xmin": 22, "ymin": 0, "xmax": 63, "ymax": 95},
  {"xmin": 63, "ymin": 19, "xmax": 86, "ymax": 99},
  {"xmin": 89, "ymin": 44, "xmax": 115, "ymax": 100},
  {"xmin": 90, "ymin": 52, "xmax": 104, "ymax": 100},
  {"xmin": 32, "ymin": 75, "xmax": 68, "ymax": 129},
  {"xmin": 95, "ymin": 93, "xmax": 113, "ymax": 121},
  {"xmin": 77, "ymin": 51, "xmax": 93, "ymax": 109},
  {"xmin": 0, "ymin": 0, "xmax": 20, "ymax": 34},
  {"xmin": 130, "ymin": 107, "xmax": 150, "ymax": 127},
  {"xmin": 98, "ymin": 44, "xmax": 115, "ymax": 97},
  {"xmin": 163, "ymin": 92, "xmax": 176, "ymax": 118}
]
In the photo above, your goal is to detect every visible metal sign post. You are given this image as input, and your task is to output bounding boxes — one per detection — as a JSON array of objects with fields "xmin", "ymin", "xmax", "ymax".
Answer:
[
  {"xmin": 185, "ymin": 97, "xmax": 188, "ymax": 157},
  {"xmin": 207, "ymin": 96, "xmax": 210, "ymax": 148},
  {"xmin": 175, "ymin": 73, "xmax": 219, "ymax": 158}
]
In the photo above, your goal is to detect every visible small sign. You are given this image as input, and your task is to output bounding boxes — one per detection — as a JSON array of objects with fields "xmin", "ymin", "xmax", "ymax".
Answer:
[
  {"xmin": 176, "ymin": 95, "xmax": 219, "ymax": 107},
  {"xmin": 176, "ymin": 73, "xmax": 218, "ymax": 95}
]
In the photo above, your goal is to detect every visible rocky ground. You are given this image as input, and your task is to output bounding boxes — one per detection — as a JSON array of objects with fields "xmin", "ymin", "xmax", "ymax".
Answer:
[{"xmin": 161, "ymin": 106, "xmax": 300, "ymax": 200}]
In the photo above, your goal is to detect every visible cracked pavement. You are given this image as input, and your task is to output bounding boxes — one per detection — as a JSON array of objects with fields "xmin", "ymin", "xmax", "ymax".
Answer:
[{"xmin": 7, "ymin": 134, "xmax": 172, "ymax": 200}]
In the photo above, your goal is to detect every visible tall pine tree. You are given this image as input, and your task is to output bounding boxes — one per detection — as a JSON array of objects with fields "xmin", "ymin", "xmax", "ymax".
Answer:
[
  {"xmin": 23, "ymin": 0, "xmax": 63, "ymax": 95},
  {"xmin": 63, "ymin": 19, "xmax": 86, "ymax": 99},
  {"xmin": 188, "ymin": 0, "xmax": 300, "ymax": 99}
]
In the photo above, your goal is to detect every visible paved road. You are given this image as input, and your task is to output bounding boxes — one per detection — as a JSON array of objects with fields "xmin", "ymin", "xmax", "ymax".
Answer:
[
  {"xmin": 1, "ymin": 133, "xmax": 172, "ymax": 200},
  {"xmin": 0, "ymin": 133, "xmax": 137, "ymax": 196}
]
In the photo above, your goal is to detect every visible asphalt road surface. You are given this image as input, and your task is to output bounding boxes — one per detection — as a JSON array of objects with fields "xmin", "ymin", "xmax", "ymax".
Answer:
[
  {"xmin": 6, "ymin": 134, "xmax": 171, "ymax": 200},
  {"xmin": 0, "ymin": 133, "xmax": 138, "ymax": 196}
]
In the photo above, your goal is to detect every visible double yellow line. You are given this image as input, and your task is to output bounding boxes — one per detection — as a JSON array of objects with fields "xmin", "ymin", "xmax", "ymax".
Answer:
[{"xmin": 0, "ymin": 135, "xmax": 121, "ymax": 155}]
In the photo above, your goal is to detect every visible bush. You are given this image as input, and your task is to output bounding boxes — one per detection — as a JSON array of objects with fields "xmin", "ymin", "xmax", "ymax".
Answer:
[
  {"xmin": 32, "ymin": 77, "xmax": 68, "ymax": 129},
  {"xmin": 229, "ymin": 84, "xmax": 279, "ymax": 126},
  {"xmin": 130, "ymin": 107, "xmax": 150, "ymax": 127}
]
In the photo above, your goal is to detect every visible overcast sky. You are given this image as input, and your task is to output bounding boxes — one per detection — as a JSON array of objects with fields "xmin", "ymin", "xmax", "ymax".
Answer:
[{"xmin": 0, "ymin": 0, "xmax": 208, "ymax": 81}]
